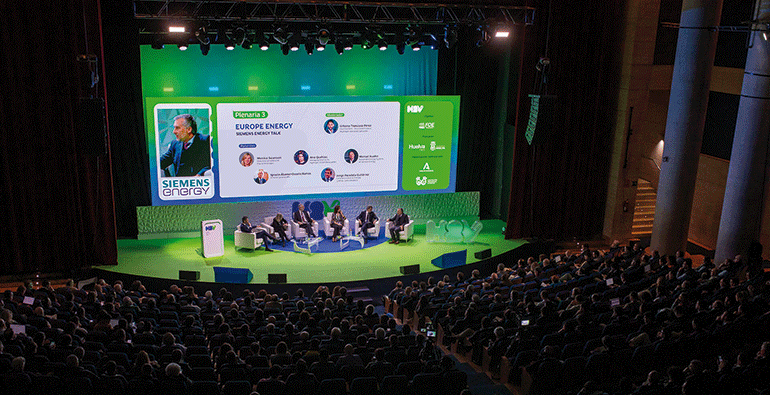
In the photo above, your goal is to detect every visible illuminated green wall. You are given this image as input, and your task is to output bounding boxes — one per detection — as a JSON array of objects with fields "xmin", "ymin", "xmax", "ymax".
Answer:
[{"xmin": 140, "ymin": 45, "xmax": 438, "ymax": 98}]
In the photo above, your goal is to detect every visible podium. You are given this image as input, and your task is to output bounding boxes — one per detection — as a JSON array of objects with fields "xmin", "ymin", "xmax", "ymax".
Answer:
[{"xmin": 201, "ymin": 219, "xmax": 224, "ymax": 258}]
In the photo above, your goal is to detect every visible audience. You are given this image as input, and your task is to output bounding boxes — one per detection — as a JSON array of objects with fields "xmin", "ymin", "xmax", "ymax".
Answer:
[{"xmin": 1, "ymin": 242, "xmax": 768, "ymax": 395}]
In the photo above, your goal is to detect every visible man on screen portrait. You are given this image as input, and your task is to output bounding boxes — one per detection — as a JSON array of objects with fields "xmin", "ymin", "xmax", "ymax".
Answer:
[
  {"xmin": 255, "ymin": 169, "xmax": 269, "ymax": 184},
  {"xmin": 325, "ymin": 119, "xmax": 337, "ymax": 134},
  {"xmin": 322, "ymin": 168, "xmax": 335, "ymax": 182},
  {"xmin": 159, "ymin": 114, "xmax": 211, "ymax": 177},
  {"xmin": 345, "ymin": 150, "xmax": 358, "ymax": 164}
]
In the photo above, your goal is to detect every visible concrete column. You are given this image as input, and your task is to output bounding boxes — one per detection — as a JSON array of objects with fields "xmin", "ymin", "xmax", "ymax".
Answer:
[
  {"xmin": 650, "ymin": 0, "xmax": 723, "ymax": 256},
  {"xmin": 714, "ymin": 1, "xmax": 770, "ymax": 263}
]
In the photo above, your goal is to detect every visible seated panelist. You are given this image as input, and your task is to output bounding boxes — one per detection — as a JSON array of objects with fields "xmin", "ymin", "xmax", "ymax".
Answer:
[
  {"xmin": 388, "ymin": 208, "xmax": 409, "ymax": 244},
  {"xmin": 356, "ymin": 206, "xmax": 378, "ymax": 238},
  {"xmin": 293, "ymin": 204, "xmax": 317, "ymax": 238},
  {"xmin": 271, "ymin": 213, "xmax": 290, "ymax": 247},
  {"xmin": 240, "ymin": 216, "xmax": 277, "ymax": 251}
]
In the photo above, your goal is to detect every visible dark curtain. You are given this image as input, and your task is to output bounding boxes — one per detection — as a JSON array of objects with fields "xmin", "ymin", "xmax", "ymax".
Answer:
[
  {"xmin": 438, "ymin": 26, "xmax": 517, "ymax": 219},
  {"xmin": 506, "ymin": 0, "xmax": 625, "ymax": 240},
  {"xmin": 0, "ymin": 0, "xmax": 117, "ymax": 274},
  {"xmin": 101, "ymin": 0, "xmax": 151, "ymax": 237}
]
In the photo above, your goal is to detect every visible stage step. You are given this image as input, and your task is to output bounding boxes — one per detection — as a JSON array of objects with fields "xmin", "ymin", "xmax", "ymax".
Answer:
[
  {"xmin": 346, "ymin": 286, "xmax": 370, "ymax": 294},
  {"xmin": 347, "ymin": 285, "xmax": 373, "ymax": 304}
]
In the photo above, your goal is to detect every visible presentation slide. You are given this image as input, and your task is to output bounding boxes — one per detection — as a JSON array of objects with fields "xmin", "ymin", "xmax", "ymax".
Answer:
[
  {"xmin": 145, "ymin": 96, "xmax": 459, "ymax": 206},
  {"xmin": 217, "ymin": 102, "xmax": 400, "ymax": 197}
]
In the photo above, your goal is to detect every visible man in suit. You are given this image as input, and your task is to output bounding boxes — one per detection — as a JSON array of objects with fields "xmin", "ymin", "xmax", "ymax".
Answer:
[
  {"xmin": 345, "ymin": 150, "xmax": 357, "ymax": 164},
  {"xmin": 159, "ymin": 114, "xmax": 211, "ymax": 177},
  {"xmin": 322, "ymin": 168, "xmax": 334, "ymax": 182},
  {"xmin": 325, "ymin": 119, "xmax": 337, "ymax": 134},
  {"xmin": 356, "ymin": 206, "xmax": 378, "ymax": 240},
  {"xmin": 240, "ymin": 216, "xmax": 276, "ymax": 251},
  {"xmin": 388, "ymin": 208, "xmax": 409, "ymax": 244},
  {"xmin": 293, "ymin": 204, "xmax": 317, "ymax": 238},
  {"xmin": 255, "ymin": 169, "xmax": 268, "ymax": 184}
]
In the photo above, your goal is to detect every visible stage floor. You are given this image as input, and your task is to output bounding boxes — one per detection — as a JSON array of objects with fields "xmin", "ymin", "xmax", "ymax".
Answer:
[{"xmin": 99, "ymin": 220, "xmax": 524, "ymax": 284}]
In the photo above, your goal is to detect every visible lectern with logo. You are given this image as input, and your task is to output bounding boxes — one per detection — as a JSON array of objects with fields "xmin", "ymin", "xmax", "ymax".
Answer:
[{"xmin": 201, "ymin": 219, "xmax": 224, "ymax": 258}]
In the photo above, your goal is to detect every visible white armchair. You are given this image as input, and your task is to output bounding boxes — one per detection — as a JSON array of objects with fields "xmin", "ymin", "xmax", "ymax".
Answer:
[
  {"xmin": 385, "ymin": 219, "xmax": 415, "ymax": 242},
  {"xmin": 354, "ymin": 218, "xmax": 381, "ymax": 238},
  {"xmin": 291, "ymin": 219, "xmax": 319, "ymax": 241},
  {"xmin": 234, "ymin": 226, "xmax": 264, "ymax": 250},
  {"xmin": 323, "ymin": 213, "xmax": 350, "ymax": 239},
  {"xmin": 262, "ymin": 216, "xmax": 291, "ymax": 240}
]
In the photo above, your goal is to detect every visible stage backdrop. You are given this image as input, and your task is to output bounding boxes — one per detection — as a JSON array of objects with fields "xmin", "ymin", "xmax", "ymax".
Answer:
[{"xmin": 137, "ymin": 191, "xmax": 479, "ymax": 238}]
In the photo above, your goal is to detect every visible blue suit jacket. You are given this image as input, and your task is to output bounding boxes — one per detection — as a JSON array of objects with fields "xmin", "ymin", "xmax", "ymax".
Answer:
[{"xmin": 159, "ymin": 134, "xmax": 211, "ymax": 177}]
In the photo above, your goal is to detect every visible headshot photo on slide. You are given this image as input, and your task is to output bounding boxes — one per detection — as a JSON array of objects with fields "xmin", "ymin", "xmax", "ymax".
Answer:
[
  {"xmin": 324, "ymin": 119, "xmax": 338, "ymax": 134},
  {"xmin": 344, "ymin": 149, "xmax": 358, "ymax": 164},
  {"xmin": 321, "ymin": 167, "xmax": 335, "ymax": 182},
  {"xmin": 239, "ymin": 152, "xmax": 253, "ymax": 167},
  {"xmin": 254, "ymin": 169, "xmax": 269, "ymax": 184},
  {"xmin": 294, "ymin": 150, "xmax": 308, "ymax": 165}
]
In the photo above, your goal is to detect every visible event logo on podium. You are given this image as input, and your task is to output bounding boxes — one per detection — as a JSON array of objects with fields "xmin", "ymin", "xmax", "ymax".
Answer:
[{"xmin": 201, "ymin": 219, "xmax": 224, "ymax": 258}]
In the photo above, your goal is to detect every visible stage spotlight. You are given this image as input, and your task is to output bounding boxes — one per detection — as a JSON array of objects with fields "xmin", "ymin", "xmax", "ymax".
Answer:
[
  {"xmin": 200, "ymin": 42, "xmax": 210, "ymax": 55},
  {"xmin": 344, "ymin": 39, "xmax": 353, "ymax": 51},
  {"xmin": 288, "ymin": 36, "xmax": 299, "ymax": 51},
  {"xmin": 406, "ymin": 25, "xmax": 423, "ymax": 45},
  {"xmin": 151, "ymin": 37, "xmax": 164, "ymax": 49},
  {"xmin": 316, "ymin": 41, "xmax": 326, "ymax": 51},
  {"xmin": 444, "ymin": 25, "xmax": 458, "ymax": 48},
  {"xmin": 423, "ymin": 33, "xmax": 439, "ymax": 50},
  {"xmin": 305, "ymin": 40, "xmax": 314, "ymax": 55},
  {"xmin": 169, "ymin": 25, "xmax": 186, "ymax": 33},
  {"xmin": 396, "ymin": 41, "xmax": 406, "ymax": 55},
  {"xmin": 258, "ymin": 33, "xmax": 270, "ymax": 50},
  {"xmin": 395, "ymin": 32, "xmax": 406, "ymax": 54},
  {"xmin": 377, "ymin": 38, "xmax": 388, "ymax": 51},
  {"xmin": 411, "ymin": 42, "xmax": 421, "ymax": 51},
  {"xmin": 195, "ymin": 26, "xmax": 210, "ymax": 45},
  {"xmin": 475, "ymin": 25, "xmax": 491, "ymax": 47},
  {"xmin": 233, "ymin": 27, "xmax": 246, "ymax": 46},
  {"xmin": 281, "ymin": 43, "xmax": 290, "ymax": 55},
  {"xmin": 335, "ymin": 40, "xmax": 345, "ymax": 54},
  {"xmin": 361, "ymin": 29, "xmax": 377, "ymax": 50},
  {"xmin": 317, "ymin": 28, "xmax": 331, "ymax": 45},
  {"xmin": 178, "ymin": 43, "xmax": 188, "ymax": 51},
  {"xmin": 237, "ymin": 28, "xmax": 252, "ymax": 49},
  {"xmin": 225, "ymin": 38, "xmax": 235, "ymax": 50},
  {"xmin": 273, "ymin": 27, "xmax": 288, "ymax": 45}
]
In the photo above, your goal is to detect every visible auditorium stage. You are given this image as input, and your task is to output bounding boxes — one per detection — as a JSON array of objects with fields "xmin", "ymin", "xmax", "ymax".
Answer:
[{"xmin": 97, "ymin": 220, "xmax": 525, "ymax": 284}]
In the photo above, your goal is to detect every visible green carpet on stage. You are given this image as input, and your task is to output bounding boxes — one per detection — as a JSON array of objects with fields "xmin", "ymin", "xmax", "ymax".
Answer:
[{"xmin": 100, "ymin": 220, "xmax": 523, "ymax": 284}]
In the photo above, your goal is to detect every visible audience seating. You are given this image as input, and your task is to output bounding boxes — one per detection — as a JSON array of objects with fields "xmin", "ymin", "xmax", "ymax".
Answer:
[{"xmin": 2, "ymin": 239, "xmax": 769, "ymax": 395}]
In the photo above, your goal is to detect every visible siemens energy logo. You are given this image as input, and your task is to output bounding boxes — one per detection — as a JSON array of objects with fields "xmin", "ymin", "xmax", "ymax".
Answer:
[
  {"xmin": 406, "ymin": 105, "xmax": 424, "ymax": 113},
  {"xmin": 160, "ymin": 177, "xmax": 215, "ymax": 200}
]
